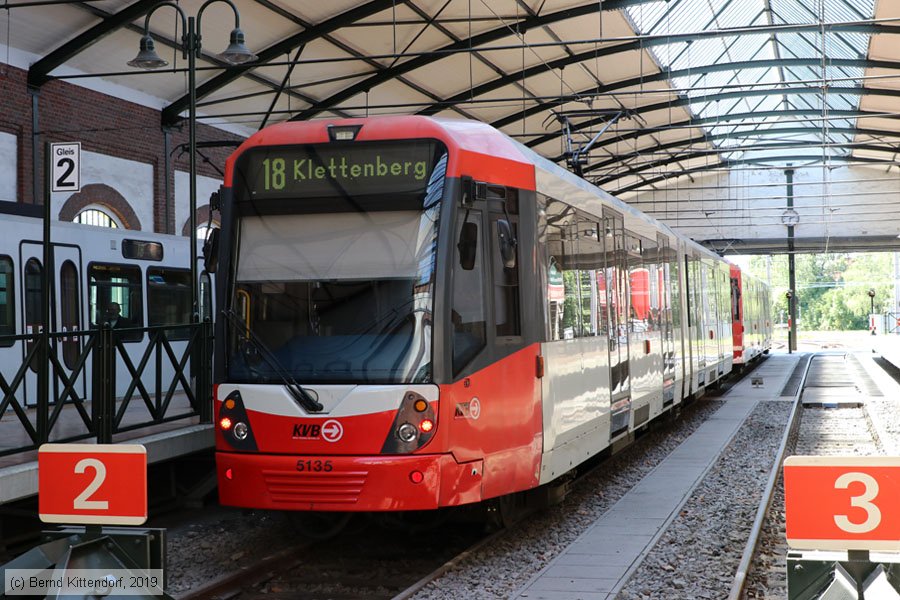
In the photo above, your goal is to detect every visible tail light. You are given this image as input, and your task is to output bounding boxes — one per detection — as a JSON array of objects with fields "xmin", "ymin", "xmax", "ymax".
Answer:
[
  {"xmin": 382, "ymin": 391, "xmax": 437, "ymax": 454},
  {"xmin": 218, "ymin": 390, "xmax": 258, "ymax": 451}
]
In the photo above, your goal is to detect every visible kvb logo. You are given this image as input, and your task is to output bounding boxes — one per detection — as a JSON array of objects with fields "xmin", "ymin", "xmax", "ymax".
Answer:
[
  {"xmin": 292, "ymin": 423, "xmax": 321, "ymax": 439},
  {"xmin": 292, "ymin": 419, "xmax": 344, "ymax": 442}
]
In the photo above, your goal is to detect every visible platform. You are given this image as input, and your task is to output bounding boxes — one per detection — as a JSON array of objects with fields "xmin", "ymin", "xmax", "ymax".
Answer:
[
  {"xmin": 0, "ymin": 392, "xmax": 214, "ymax": 504},
  {"xmin": 513, "ymin": 354, "xmax": 802, "ymax": 600}
]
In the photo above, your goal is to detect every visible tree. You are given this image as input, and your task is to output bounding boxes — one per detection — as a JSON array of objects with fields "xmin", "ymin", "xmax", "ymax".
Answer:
[{"xmin": 746, "ymin": 252, "xmax": 893, "ymax": 331}]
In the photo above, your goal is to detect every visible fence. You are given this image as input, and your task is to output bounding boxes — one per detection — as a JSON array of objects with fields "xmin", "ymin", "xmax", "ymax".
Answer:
[{"xmin": 0, "ymin": 320, "xmax": 213, "ymax": 457}]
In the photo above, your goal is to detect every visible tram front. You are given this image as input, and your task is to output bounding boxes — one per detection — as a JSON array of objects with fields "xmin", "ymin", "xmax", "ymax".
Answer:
[{"xmin": 213, "ymin": 122, "xmax": 460, "ymax": 511}]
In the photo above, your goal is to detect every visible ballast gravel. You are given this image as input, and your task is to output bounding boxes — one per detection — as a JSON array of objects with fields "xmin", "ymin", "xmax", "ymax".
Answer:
[
  {"xmin": 410, "ymin": 397, "xmax": 726, "ymax": 600},
  {"xmin": 617, "ymin": 400, "xmax": 792, "ymax": 600}
]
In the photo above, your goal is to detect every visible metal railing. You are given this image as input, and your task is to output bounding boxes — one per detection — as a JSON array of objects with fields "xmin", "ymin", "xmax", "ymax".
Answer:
[{"xmin": 0, "ymin": 320, "xmax": 213, "ymax": 457}]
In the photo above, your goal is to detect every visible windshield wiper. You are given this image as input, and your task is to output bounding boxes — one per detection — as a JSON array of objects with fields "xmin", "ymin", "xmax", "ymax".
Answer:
[{"xmin": 222, "ymin": 308, "xmax": 324, "ymax": 413}]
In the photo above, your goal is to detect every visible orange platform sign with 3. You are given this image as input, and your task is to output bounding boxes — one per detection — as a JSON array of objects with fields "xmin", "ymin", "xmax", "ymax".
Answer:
[{"xmin": 784, "ymin": 455, "xmax": 900, "ymax": 551}]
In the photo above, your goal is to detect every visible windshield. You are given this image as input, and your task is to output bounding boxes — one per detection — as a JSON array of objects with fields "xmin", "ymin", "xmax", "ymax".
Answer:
[{"xmin": 227, "ymin": 147, "xmax": 446, "ymax": 384}]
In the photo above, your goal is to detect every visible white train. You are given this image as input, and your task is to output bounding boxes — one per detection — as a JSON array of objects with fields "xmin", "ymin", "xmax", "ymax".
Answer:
[{"xmin": 0, "ymin": 201, "xmax": 210, "ymax": 442}]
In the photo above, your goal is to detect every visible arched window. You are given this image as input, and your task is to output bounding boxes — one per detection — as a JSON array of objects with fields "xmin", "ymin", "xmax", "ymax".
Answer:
[
  {"xmin": 75, "ymin": 207, "xmax": 119, "ymax": 228},
  {"xmin": 196, "ymin": 224, "xmax": 218, "ymax": 242}
]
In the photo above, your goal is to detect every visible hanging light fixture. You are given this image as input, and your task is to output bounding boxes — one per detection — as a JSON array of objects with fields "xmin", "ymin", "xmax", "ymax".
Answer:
[
  {"xmin": 127, "ymin": 34, "xmax": 168, "ymax": 70},
  {"xmin": 218, "ymin": 27, "xmax": 257, "ymax": 64}
]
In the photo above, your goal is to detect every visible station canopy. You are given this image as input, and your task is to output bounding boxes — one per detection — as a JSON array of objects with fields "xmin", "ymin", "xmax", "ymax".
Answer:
[{"xmin": 6, "ymin": 0, "xmax": 900, "ymax": 211}]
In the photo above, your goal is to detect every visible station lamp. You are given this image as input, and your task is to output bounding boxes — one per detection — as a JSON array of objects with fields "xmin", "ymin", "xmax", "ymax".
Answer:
[{"xmin": 127, "ymin": 0, "xmax": 256, "ymax": 316}]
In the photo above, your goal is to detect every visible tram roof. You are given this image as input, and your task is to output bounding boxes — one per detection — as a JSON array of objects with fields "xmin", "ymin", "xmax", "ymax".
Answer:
[{"xmin": 5, "ymin": 0, "xmax": 900, "ymax": 251}]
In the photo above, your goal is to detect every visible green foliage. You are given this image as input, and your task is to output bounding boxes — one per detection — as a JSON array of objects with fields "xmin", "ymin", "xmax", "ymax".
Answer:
[{"xmin": 746, "ymin": 252, "xmax": 894, "ymax": 331}]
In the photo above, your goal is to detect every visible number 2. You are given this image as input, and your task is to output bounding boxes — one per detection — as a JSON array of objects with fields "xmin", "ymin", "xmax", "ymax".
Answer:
[
  {"xmin": 55, "ymin": 158, "xmax": 76, "ymax": 189},
  {"xmin": 834, "ymin": 472, "xmax": 881, "ymax": 534},
  {"xmin": 73, "ymin": 458, "xmax": 109, "ymax": 510}
]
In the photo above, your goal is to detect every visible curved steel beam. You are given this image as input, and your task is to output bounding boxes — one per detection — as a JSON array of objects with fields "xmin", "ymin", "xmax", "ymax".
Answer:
[
  {"xmin": 584, "ymin": 125, "xmax": 900, "ymax": 176},
  {"xmin": 545, "ymin": 108, "xmax": 897, "ymax": 163},
  {"xmin": 610, "ymin": 154, "xmax": 892, "ymax": 195},
  {"xmin": 161, "ymin": 0, "xmax": 397, "ymax": 126},
  {"xmin": 597, "ymin": 141, "xmax": 896, "ymax": 185},
  {"xmin": 523, "ymin": 85, "xmax": 900, "ymax": 150},
  {"xmin": 28, "ymin": 0, "xmax": 159, "ymax": 88},
  {"xmin": 598, "ymin": 142, "xmax": 897, "ymax": 192},
  {"xmin": 420, "ymin": 54, "xmax": 900, "ymax": 119},
  {"xmin": 289, "ymin": 0, "xmax": 662, "ymax": 122}
]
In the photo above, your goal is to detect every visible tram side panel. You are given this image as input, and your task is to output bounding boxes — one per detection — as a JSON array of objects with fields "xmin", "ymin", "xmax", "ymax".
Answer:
[
  {"xmin": 536, "ymin": 193, "xmax": 613, "ymax": 485},
  {"xmin": 0, "ymin": 213, "xmax": 200, "ymax": 414},
  {"xmin": 439, "ymin": 183, "xmax": 543, "ymax": 502},
  {"xmin": 718, "ymin": 261, "xmax": 734, "ymax": 377}
]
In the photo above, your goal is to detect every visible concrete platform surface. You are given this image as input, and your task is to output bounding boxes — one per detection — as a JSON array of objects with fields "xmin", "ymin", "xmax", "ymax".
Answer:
[{"xmin": 515, "ymin": 354, "xmax": 801, "ymax": 600}]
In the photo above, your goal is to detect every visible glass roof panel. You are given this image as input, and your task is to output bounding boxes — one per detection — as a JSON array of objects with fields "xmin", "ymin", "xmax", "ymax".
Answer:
[{"xmin": 624, "ymin": 0, "xmax": 876, "ymax": 163}]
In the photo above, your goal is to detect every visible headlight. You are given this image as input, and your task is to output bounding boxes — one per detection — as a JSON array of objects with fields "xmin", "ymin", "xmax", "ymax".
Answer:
[
  {"xmin": 397, "ymin": 422, "xmax": 418, "ymax": 443},
  {"xmin": 233, "ymin": 421, "xmax": 249, "ymax": 440}
]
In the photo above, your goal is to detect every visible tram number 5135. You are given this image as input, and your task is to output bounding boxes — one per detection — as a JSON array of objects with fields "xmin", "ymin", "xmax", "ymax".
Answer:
[{"xmin": 784, "ymin": 456, "xmax": 900, "ymax": 551}]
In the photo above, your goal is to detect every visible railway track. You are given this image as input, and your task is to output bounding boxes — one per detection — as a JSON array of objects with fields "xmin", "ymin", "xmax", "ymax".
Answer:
[
  {"xmin": 165, "ymin": 352, "xmax": 896, "ymax": 599},
  {"xmin": 736, "ymin": 352, "xmax": 888, "ymax": 600},
  {"xmin": 166, "ymin": 385, "xmax": 726, "ymax": 599}
]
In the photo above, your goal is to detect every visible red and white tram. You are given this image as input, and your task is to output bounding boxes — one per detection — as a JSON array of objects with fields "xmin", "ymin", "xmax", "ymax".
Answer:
[
  {"xmin": 211, "ymin": 116, "xmax": 767, "ymax": 513},
  {"xmin": 730, "ymin": 264, "xmax": 773, "ymax": 366}
]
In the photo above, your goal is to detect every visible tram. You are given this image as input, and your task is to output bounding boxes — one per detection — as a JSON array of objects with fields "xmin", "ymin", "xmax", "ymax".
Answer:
[
  {"xmin": 211, "ymin": 116, "xmax": 768, "ymax": 513},
  {"xmin": 730, "ymin": 264, "xmax": 773, "ymax": 366},
  {"xmin": 0, "ymin": 201, "xmax": 210, "ymax": 409}
]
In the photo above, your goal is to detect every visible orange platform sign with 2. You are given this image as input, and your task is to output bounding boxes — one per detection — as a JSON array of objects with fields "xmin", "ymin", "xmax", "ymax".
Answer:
[{"xmin": 38, "ymin": 443, "xmax": 147, "ymax": 526}]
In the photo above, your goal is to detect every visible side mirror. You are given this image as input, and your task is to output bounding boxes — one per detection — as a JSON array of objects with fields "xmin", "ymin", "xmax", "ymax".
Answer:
[
  {"xmin": 497, "ymin": 219, "xmax": 517, "ymax": 269},
  {"xmin": 457, "ymin": 222, "xmax": 478, "ymax": 271},
  {"xmin": 203, "ymin": 228, "xmax": 220, "ymax": 274}
]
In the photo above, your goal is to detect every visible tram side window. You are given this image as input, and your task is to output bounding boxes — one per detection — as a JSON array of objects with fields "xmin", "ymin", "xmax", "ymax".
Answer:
[
  {"xmin": 543, "ymin": 200, "xmax": 579, "ymax": 340},
  {"xmin": 200, "ymin": 272, "xmax": 213, "ymax": 323},
  {"xmin": 89, "ymin": 263, "xmax": 143, "ymax": 342},
  {"xmin": 644, "ymin": 238, "xmax": 660, "ymax": 332},
  {"xmin": 452, "ymin": 210, "xmax": 487, "ymax": 374},
  {"xmin": 24, "ymin": 259, "xmax": 42, "ymax": 370},
  {"xmin": 576, "ymin": 214, "xmax": 603, "ymax": 337},
  {"xmin": 491, "ymin": 193, "xmax": 521, "ymax": 338},
  {"xmin": 60, "ymin": 260, "xmax": 81, "ymax": 369},
  {"xmin": 148, "ymin": 268, "xmax": 192, "ymax": 340},
  {"xmin": 0, "ymin": 257, "xmax": 14, "ymax": 346}
]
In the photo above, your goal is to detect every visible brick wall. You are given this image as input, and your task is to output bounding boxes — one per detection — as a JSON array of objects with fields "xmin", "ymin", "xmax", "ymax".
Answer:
[{"xmin": 0, "ymin": 64, "xmax": 244, "ymax": 233}]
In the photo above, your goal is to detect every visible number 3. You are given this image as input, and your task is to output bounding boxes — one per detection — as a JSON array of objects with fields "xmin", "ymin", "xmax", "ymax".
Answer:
[
  {"xmin": 834, "ymin": 472, "xmax": 881, "ymax": 534},
  {"xmin": 73, "ymin": 458, "xmax": 109, "ymax": 510}
]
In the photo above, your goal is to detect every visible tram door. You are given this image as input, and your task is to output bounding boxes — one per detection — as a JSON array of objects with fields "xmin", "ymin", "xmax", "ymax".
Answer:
[
  {"xmin": 658, "ymin": 234, "xmax": 677, "ymax": 406},
  {"xmin": 602, "ymin": 210, "xmax": 630, "ymax": 436},
  {"xmin": 19, "ymin": 242, "xmax": 85, "ymax": 407}
]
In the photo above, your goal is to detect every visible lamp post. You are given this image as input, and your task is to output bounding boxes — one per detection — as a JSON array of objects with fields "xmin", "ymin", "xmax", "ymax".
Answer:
[
  {"xmin": 127, "ymin": 0, "xmax": 255, "ymax": 316},
  {"xmin": 868, "ymin": 288, "xmax": 876, "ymax": 335}
]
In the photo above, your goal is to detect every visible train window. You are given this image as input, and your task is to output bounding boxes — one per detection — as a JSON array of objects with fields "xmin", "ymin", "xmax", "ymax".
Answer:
[
  {"xmin": 575, "ymin": 215, "xmax": 603, "ymax": 337},
  {"xmin": 148, "ymin": 268, "xmax": 192, "ymax": 341},
  {"xmin": 452, "ymin": 209, "xmax": 487, "ymax": 375},
  {"xmin": 603, "ymin": 210, "xmax": 629, "ymax": 395},
  {"xmin": 544, "ymin": 201, "xmax": 579, "ymax": 340},
  {"xmin": 122, "ymin": 240, "xmax": 163, "ymax": 261},
  {"xmin": 24, "ymin": 258, "xmax": 42, "ymax": 370},
  {"xmin": 60, "ymin": 260, "xmax": 81, "ymax": 369},
  {"xmin": 0, "ymin": 256, "xmax": 14, "ymax": 346},
  {"xmin": 491, "ymin": 211, "xmax": 521, "ymax": 338},
  {"xmin": 88, "ymin": 263, "xmax": 143, "ymax": 342},
  {"xmin": 639, "ymin": 238, "xmax": 659, "ymax": 332},
  {"xmin": 200, "ymin": 271, "xmax": 213, "ymax": 322},
  {"xmin": 731, "ymin": 277, "xmax": 741, "ymax": 321}
]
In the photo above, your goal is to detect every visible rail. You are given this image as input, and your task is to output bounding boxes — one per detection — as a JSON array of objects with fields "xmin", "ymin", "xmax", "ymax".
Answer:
[
  {"xmin": 0, "ymin": 320, "xmax": 213, "ymax": 457},
  {"xmin": 726, "ymin": 353, "xmax": 812, "ymax": 599}
]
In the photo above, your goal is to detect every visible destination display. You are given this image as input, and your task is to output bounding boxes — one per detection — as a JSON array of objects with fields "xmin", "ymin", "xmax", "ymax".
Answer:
[{"xmin": 235, "ymin": 140, "xmax": 445, "ymax": 202}]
